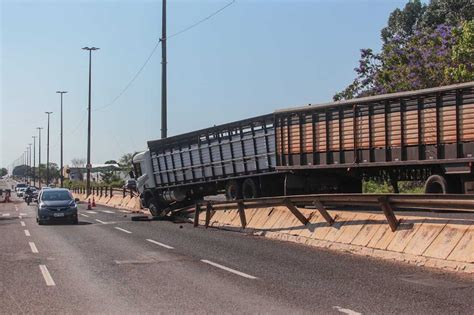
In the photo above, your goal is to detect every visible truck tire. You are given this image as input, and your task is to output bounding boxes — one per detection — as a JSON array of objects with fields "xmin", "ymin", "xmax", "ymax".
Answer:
[
  {"xmin": 242, "ymin": 178, "xmax": 260, "ymax": 199},
  {"xmin": 424, "ymin": 175, "xmax": 448, "ymax": 194},
  {"xmin": 148, "ymin": 198, "xmax": 165, "ymax": 217},
  {"xmin": 225, "ymin": 180, "xmax": 241, "ymax": 201}
]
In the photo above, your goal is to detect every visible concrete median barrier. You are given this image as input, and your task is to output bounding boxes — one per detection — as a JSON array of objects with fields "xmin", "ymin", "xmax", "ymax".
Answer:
[{"xmin": 202, "ymin": 205, "xmax": 474, "ymax": 274}]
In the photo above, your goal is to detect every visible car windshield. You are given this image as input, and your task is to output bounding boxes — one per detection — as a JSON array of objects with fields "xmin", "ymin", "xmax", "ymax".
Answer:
[{"xmin": 41, "ymin": 191, "xmax": 72, "ymax": 201}]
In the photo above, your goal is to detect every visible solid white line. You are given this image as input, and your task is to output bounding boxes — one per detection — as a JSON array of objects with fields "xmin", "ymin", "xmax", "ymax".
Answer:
[
  {"xmin": 86, "ymin": 211, "xmax": 97, "ymax": 214},
  {"xmin": 201, "ymin": 260, "xmax": 257, "ymax": 279},
  {"xmin": 80, "ymin": 213, "xmax": 89, "ymax": 217},
  {"xmin": 24, "ymin": 230, "xmax": 31, "ymax": 237},
  {"xmin": 20, "ymin": 221, "xmax": 26, "ymax": 227},
  {"xmin": 2, "ymin": 213, "xmax": 10, "ymax": 217},
  {"xmin": 39, "ymin": 265, "xmax": 56, "ymax": 286},
  {"xmin": 114, "ymin": 227, "xmax": 132, "ymax": 234},
  {"xmin": 333, "ymin": 306, "xmax": 362, "ymax": 315},
  {"xmin": 95, "ymin": 219, "xmax": 107, "ymax": 224},
  {"xmin": 146, "ymin": 239, "xmax": 174, "ymax": 249},
  {"xmin": 29, "ymin": 242, "xmax": 38, "ymax": 253}
]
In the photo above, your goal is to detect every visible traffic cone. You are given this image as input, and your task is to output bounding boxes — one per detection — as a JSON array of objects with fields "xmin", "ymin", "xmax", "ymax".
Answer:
[
  {"xmin": 92, "ymin": 197, "xmax": 96, "ymax": 207},
  {"xmin": 87, "ymin": 198, "xmax": 92, "ymax": 210}
]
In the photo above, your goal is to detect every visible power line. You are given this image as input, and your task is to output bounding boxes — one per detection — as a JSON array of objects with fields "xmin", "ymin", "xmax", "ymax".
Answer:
[{"xmin": 95, "ymin": 0, "xmax": 236, "ymax": 112}]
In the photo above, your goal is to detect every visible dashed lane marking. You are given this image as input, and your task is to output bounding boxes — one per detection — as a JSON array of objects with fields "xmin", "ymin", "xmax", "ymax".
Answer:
[
  {"xmin": 19, "ymin": 215, "xmax": 23, "ymax": 219},
  {"xmin": 19, "ymin": 213, "xmax": 27, "ymax": 216},
  {"xmin": 86, "ymin": 211, "xmax": 98, "ymax": 214},
  {"xmin": 2, "ymin": 213, "xmax": 10, "ymax": 217},
  {"xmin": 333, "ymin": 306, "xmax": 362, "ymax": 315},
  {"xmin": 201, "ymin": 260, "xmax": 257, "ymax": 279},
  {"xmin": 146, "ymin": 239, "xmax": 174, "ymax": 249},
  {"xmin": 24, "ymin": 230, "xmax": 31, "ymax": 237},
  {"xmin": 39, "ymin": 265, "xmax": 56, "ymax": 286},
  {"xmin": 29, "ymin": 242, "xmax": 38, "ymax": 253},
  {"xmin": 100, "ymin": 210, "xmax": 114, "ymax": 214},
  {"xmin": 80, "ymin": 214, "xmax": 89, "ymax": 217},
  {"xmin": 20, "ymin": 221, "xmax": 26, "ymax": 227},
  {"xmin": 114, "ymin": 227, "xmax": 132, "ymax": 234},
  {"xmin": 119, "ymin": 210, "xmax": 129, "ymax": 213},
  {"xmin": 95, "ymin": 219, "xmax": 107, "ymax": 224}
]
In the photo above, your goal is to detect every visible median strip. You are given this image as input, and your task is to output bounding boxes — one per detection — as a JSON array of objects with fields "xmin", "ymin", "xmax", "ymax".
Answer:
[
  {"xmin": 201, "ymin": 259, "xmax": 257, "ymax": 279},
  {"xmin": 24, "ymin": 230, "xmax": 31, "ymax": 237},
  {"xmin": 39, "ymin": 265, "xmax": 56, "ymax": 286},
  {"xmin": 146, "ymin": 239, "xmax": 174, "ymax": 249},
  {"xmin": 29, "ymin": 242, "xmax": 38, "ymax": 253},
  {"xmin": 114, "ymin": 227, "xmax": 132, "ymax": 234}
]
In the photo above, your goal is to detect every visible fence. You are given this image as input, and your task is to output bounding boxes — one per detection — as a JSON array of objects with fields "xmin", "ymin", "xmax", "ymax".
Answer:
[{"xmin": 71, "ymin": 186, "xmax": 138, "ymax": 198}]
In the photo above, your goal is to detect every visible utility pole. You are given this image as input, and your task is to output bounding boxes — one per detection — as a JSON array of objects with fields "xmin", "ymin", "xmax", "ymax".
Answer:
[
  {"xmin": 82, "ymin": 46, "xmax": 99, "ymax": 196},
  {"xmin": 32, "ymin": 136, "xmax": 37, "ymax": 187},
  {"xmin": 56, "ymin": 91, "xmax": 67, "ymax": 187},
  {"xmin": 161, "ymin": 0, "xmax": 167, "ymax": 139},
  {"xmin": 37, "ymin": 127, "xmax": 43, "ymax": 187},
  {"xmin": 28, "ymin": 144, "xmax": 32, "ymax": 183},
  {"xmin": 45, "ymin": 112, "xmax": 53, "ymax": 186}
]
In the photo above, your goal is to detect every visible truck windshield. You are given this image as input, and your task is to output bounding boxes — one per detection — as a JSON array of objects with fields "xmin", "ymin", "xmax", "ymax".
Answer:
[{"xmin": 41, "ymin": 191, "xmax": 72, "ymax": 201}]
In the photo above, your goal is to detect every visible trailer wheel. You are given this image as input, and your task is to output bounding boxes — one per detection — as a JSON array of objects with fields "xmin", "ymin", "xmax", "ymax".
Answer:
[
  {"xmin": 242, "ymin": 178, "xmax": 260, "ymax": 199},
  {"xmin": 424, "ymin": 175, "xmax": 448, "ymax": 194},
  {"xmin": 225, "ymin": 180, "xmax": 241, "ymax": 201}
]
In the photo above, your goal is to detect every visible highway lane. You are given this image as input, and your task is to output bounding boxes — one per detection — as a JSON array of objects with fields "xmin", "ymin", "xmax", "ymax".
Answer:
[{"xmin": 1, "ymin": 198, "xmax": 473, "ymax": 314}]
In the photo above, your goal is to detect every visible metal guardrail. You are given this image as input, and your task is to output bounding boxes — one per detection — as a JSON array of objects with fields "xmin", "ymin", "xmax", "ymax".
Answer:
[
  {"xmin": 183, "ymin": 194, "xmax": 474, "ymax": 232},
  {"xmin": 71, "ymin": 186, "xmax": 139, "ymax": 198}
]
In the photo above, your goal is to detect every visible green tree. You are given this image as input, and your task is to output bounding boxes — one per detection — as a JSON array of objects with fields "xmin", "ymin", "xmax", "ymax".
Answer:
[
  {"xmin": 119, "ymin": 153, "xmax": 136, "ymax": 173},
  {"xmin": 0, "ymin": 168, "xmax": 7, "ymax": 177}
]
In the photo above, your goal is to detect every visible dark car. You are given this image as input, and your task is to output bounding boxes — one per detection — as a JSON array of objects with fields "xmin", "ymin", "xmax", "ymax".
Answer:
[{"xmin": 36, "ymin": 188, "xmax": 79, "ymax": 225}]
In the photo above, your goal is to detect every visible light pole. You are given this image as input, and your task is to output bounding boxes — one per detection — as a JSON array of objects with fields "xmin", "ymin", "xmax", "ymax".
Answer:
[
  {"xmin": 32, "ymin": 136, "xmax": 37, "ymax": 187},
  {"xmin": 28, "ymin": 144, "xmax": 32, "ymax": 183},
  {"xmin": 45, "ymin": 112, "xmax": 53, "ymax": 185},
  {"xmin": 82, "ymin": 46, "xmax": 99, "ymax": 196},
  {"xmin": 37, "ymin": 127, "xmax": 43, "ymax": 187},
  {"xmin": 161, "ymin": 0, "xmax": 167, "ymax": 139},
  {"xmin": 56, "ymin": 91, "xmax": 67, "ymax": 187}
]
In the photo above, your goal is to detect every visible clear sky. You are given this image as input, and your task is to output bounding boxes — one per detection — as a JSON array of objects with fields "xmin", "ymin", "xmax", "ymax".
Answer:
[{"xmin": 1, "ymin": 0, "xmax": 408, "ymax": 169}]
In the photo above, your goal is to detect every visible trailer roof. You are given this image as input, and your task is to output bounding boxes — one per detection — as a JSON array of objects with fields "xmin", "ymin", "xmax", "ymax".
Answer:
[{"xmin": 275, "ymin": 81, "xmax": 474, "ymax": 114}]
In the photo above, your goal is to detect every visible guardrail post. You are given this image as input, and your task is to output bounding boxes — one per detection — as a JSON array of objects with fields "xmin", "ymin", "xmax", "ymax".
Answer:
[
  {"xmin": 123, "ymin": 187, "xmax": 126, "ymax": 198},
  {"xmin": 378, "ymin": 196, "xmax": 399, "ymax": 232},
  {"xmin": 194, "ymin": 203, "xmax": 201, "ymax": 227},
  {"xmin": 284, "ymin": 199, "xmax": 309, "ymax": 225},
  {"xmin": 110, "ymin": 187, "xmax": 113, "ymax": 197},
  {"xmin": 313, "ymin": 199, "xmax": 335, "ymax": 225},
  {"xmin": 238, "ymin": 201, "xmax": 247, "ymax": 229},
  {"xmin": 205, "ymin": 202, "xmax": 213, "ymax": 228},
  {"xmin": 130, "ymin": 188, "xmax": 133, "ymax": 198},
  {"xmin": 99, "ymin": 187, "xmax": 102, "ymax": 197}
]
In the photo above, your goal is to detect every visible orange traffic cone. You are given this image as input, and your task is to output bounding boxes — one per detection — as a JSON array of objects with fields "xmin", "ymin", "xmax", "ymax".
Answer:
[
  {"xmin": 92, "ymin": 197, "xmax": 96, "ymax": 207},
  {"xmin": 87, "ymin": 198, "xmax": 92, "ymax": 210}
]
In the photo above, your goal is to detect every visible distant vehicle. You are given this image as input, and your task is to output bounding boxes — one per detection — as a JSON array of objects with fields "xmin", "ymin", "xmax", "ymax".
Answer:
[
  {"xmin": 36, "ymin": 188, "xmax": 79, "ymax": 225},
  {"xmin": 17, "ymin": 187, "xmax": 27, "ymax": 197},
  {"xmin": 48, "ymin": 184, "xmax": 56, "ymax": 188},
  {"xmin": 123, "ymin": 179, "xmax": 137, "ymax": 190},
  {"xmin": 15, "ymin": 183, "xmax": 27, "ymax": 192}
]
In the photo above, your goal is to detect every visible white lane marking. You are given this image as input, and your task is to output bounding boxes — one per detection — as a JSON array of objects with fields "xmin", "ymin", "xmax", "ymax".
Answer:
[
  {"xmin": 15, "ymin": 206, "xmax": 18, "ymax": 211},
  {"xmin": 114, "ymin": 227, "xmax": 132, "ymax": 234},
  {"xmin": 86, "ymin": 211, "xmax": 97, "ymax": 214},
  {"xmin": 19, "ymin": 215, "xmax": 23, "ymax": 219},
  {"xmin": 39, "ymin": 265, "xmax": 56, "ymax": 286},
  {"xmin": 19, "ymin": 213, "xmax": 27, "ymax": 216},
  {"xmin": 100, "ymin": 210, "xmax": 114, "ymax": 214},
  {"xmin": 119, "ymin": 210, "xmax": 129, "ymax": 213},
  {"xmin": 2, "ymin": 213, "xmax": 10, "ymax": 217},
  {"xmin": 201, "ymin": 260, "xmax": 257, "ymax": 279},
  {"xmin": 24, "ymin": 230, "xmax": 31, "ymax": 237},
  {"xmin": 95, "ymin": 219, "xmax": 107, "ymax": 224},
  {"xmin": 80, "ymin": 213, "xmax": 89, "ymax": 217},
  {"xmin": 333, "ymin": 306, "xmax": 362, "ymax": 315},
  {"xmin": 146, "ymin": 239, "xmax": 174, "ymax": 249},
  {"xmin": 20, "ymin": 221, "xmax": 26, "ymax": 227},
  {"xmin": 29, "ymin": 242, "xmax": 39, "ymax": 253}
]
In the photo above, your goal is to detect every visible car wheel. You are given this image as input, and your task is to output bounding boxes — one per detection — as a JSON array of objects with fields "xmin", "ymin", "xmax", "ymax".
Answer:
[
  {"xmin": 72, "ymin": 218, "xmax": 79, "ymax": 225},
  {"xmin": 38, "ymin": 220, "xmax": 44, "ymax": 225}
]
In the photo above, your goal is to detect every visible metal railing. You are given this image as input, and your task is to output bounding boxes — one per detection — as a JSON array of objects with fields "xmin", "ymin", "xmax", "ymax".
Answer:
[
  {"xmin": 182, "ymin": 194, "xmax": 474, "ymax": 232},
  {"xmin": 71, "ymin": 186, "xmax": 138, "ymax": 198}
]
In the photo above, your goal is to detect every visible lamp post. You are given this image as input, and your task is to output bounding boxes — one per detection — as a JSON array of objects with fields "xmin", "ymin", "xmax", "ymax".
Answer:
[
  {"xmin": 82, "ymin": 46, "xmax": 99, "ymax": 196},
  {"xmin": 56, "ymin": 91, "xmax": 67, "ymax": 187},
  {"xmin": 28, "ymin": 144, "xmax": 32, "ymax": 184},
  {"xmin": 161, "ymin": 0, "xmax": 167, "ymax": 139},
  {"xmin": 37, "ymin": 127, "xmax": 43, "ymax": 187},
  {"xmin": 45, "ymin": 112, "xmax": 53, "ymax": 185},
  {"xmin": 32, "ymin": 136, "xmax": 37, "ymax": 187}
]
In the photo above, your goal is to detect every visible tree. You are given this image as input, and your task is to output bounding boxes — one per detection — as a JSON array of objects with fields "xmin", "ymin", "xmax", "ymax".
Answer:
[
  {"xmin": 0, "ymin": 168, "xmax": 7, "ymax": 177},
  {"xmin": 119, "ymin": 153, "xmax": 136, "ymax": 173},
  {"xmin": 381, "ymin": 0, "xmax": 426, "ymax": 44},
  {"xmin": 104, "ymin": 160, "xmax": 118, "ymax": 165},
  {"xmin": 71, "ymin": 158, "xmax": 86, "ymax": 168}
]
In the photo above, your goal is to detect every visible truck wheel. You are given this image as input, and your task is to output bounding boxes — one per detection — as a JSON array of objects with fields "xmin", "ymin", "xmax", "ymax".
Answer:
[
  {"xmin": 225, "ymin": 180, "xmax": 241, "ymax": 201},
  {"xmin": 424, "ymin": 175, "xmax": 448, "ymax": 194},
  {"xmin": 148, "ymin": 201, "xmax": 163, "ymax": 217},
  {"xmin": 242, "ymin": 178, "xmax": 260, "ymax": 199}
]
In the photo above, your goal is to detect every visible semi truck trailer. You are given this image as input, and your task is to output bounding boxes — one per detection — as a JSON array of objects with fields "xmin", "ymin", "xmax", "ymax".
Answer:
[{"xmin": 133, "ymin": 82, "xmax": 474, "ymax": 217}]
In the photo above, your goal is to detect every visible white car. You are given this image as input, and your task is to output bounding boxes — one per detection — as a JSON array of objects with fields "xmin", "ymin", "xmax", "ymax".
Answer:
[{"xmin": 17, "ymin": 187, "xmax": 27, "ymax": 197}]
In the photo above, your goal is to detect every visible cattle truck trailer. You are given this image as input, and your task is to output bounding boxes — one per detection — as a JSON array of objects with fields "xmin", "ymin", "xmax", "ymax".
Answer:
[{"xmin": 133, "ymin": 82, "xmax": 474, "ymax": 217}]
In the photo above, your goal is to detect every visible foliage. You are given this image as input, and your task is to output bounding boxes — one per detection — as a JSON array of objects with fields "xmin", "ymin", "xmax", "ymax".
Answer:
[
  {"xmin": 334, "ymin": 0, "xmax": 474, "ymax": 101},
  {"xmin": 119, "ymin": 153, "xmax": 136, "ymax": 173},
  {"xmin": 363, "ymin": 180, "xmax": 424, "ymax": 194},
  {"xmin": 71, "ymin": 158, "xmax": 86, "ymax": 167},
  {"xmin": 0, "ymin": 168, "xmax": 8, "ymax": 176}
]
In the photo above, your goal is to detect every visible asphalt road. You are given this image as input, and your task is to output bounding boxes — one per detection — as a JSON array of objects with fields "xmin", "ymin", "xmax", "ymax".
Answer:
[{"xmin": 1, "ymin": 197, "xmax": 473, "ymax": 314}]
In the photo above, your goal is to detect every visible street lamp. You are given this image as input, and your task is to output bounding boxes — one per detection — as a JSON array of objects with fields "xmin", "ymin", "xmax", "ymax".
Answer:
[
  {"xmin": 28, "ymin": 144, "xmax": 32, "ymax": 183},
  {"xmin": 45, "ymin": 112, "xmax": 53, "ymax": 185},
  {"xmin": 56, "ymin": 91, "xmax": 67, "ymax": 187},
  {"xmin": 32, "ymin": 136, "xmax": 37, "ymax": 187},
  {"xmin": 37, "ymin": 127, "xmax": 43, "ymax": 187},
  {"xmin": 82, "ymin": 46, "xmax": 99, "ymax": 196}
]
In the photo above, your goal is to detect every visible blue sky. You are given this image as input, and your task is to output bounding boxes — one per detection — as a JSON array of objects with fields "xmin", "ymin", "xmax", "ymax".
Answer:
[{"xmin": 1, "ymin": 0, "xmax": 408, "ymax": 169}]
